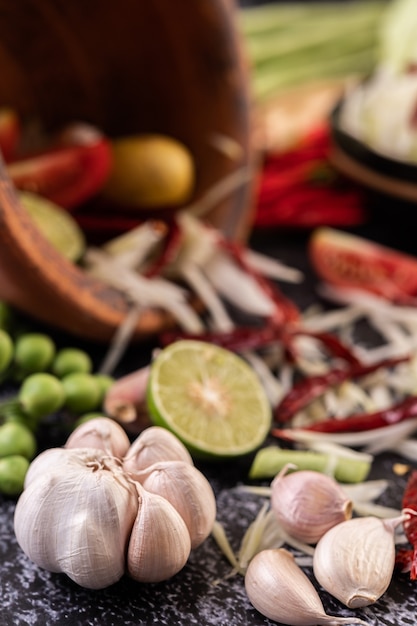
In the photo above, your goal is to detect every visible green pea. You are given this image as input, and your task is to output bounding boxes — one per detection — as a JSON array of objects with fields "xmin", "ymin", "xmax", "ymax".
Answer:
[
  {"xmin": 0, "ymin": 328, "xmax": 13, "ymax": 372},
  {"xmin": 94, "ymin": 374, "xmax": 114, "ymax": 401},
  {"xmin": 0, "ymin": 422, "xmax": 36, "ymax": 459},
  {"xmin": 52, "ymin": 348, "xmax": 93, "ymax": 378},
  {"xmin": 62, "ymin": 372, "xmax": 102, "ymax": 414},
  {"xmin": 15, "ymin": 333, "xmax": 56, "ymax": 373},
  {"xmin": 19, "ymin": 373, "xmax": 65, "ymax": 420},
  {"xmin": 0, "ymin": 455, "xmax": 30, "ymax": 496}
]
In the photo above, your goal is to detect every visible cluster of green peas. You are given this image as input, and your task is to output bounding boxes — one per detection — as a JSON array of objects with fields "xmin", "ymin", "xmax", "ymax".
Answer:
[{"xmin": 0, "ymin": 325, "xmax": 113, "ymax": 497}]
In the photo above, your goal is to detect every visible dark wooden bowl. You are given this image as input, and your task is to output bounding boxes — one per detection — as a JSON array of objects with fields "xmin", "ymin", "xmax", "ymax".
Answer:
[{"xmin": 0, "ymin": 0, "xmax": 254, "ymax": 342}]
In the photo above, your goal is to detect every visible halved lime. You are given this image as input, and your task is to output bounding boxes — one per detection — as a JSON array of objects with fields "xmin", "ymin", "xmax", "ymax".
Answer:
[
  {"xmin": 19, "ymin": 191, "xmax": 86, "ymax": 262},
  {"xmin": 146, "ymin": 340, "xmax": 271, "ymax": 459}
]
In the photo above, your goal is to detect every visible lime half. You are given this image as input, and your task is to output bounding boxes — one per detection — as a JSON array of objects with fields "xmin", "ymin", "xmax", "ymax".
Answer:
[
  {"xmin": 19, "ymin": 191, "xmax": 85, "ymax": 262},
  {"xmin": 147, "ymin": 340, "xmax": 271, "ymax": 459}
]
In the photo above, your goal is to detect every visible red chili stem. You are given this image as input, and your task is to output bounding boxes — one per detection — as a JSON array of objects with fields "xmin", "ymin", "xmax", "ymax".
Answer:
[
  {"xmin": 281, "ymin": 391, "xmax": 417, "ymax": 434},
  {"xmin": 275, "ymin": 355, "xmax": 410, "ymax": 424}
]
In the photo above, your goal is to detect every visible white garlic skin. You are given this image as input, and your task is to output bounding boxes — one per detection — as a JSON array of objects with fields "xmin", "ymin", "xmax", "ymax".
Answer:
[
  {"xmin": 23, "ymin": 447, "xmax": 75, "ymax": 489},
  {"xmin": 134, "ymin": 460, "xmax": 217, "ymax": 549},
  {"xmin": 123, "ymin": 426, "xmax": 193, "ymax": 473},
  {"xmin": 14, "ymin": 449, "xmax": 138, "ymax": 589},
  {"xmin": 245, "ymin": 548, "xmax": 366, "ymax": 626},
  {"xmin": 271, "ymin": 469, "xmax": 352, "ymax": 544},
  {"xmin": 128, "ymin": 486, "xmax": 191, "ymax": 583},
  {"xmin": 65, "ymin": 416, "xmax": 131, "ymax": 458},
  {"xmin": 313, "ymin": 515, "xmax": 402, "ymax": 608}
]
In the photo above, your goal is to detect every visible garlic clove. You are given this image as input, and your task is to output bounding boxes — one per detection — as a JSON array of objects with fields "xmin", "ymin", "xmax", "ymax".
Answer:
[
  {"xmin": 14, "ymin": 449, "xmax": 138, "ymax": 589},
  {"xmin": 245, "ymin": 548, "xmax": 368, "ymax": 626},
  {"xmin": 133, "ymin": 460, "xmax": 217, "ymax": 549},
  {"xmin": 23, "ymin": 447, "xmax": 72, "ymax": 489},
  {"xmin": 313, "ymin": 515, "xmax": 407, "ymax": 608},
  {"xmin": 270, "ymin": 467, "xmax": 352, "ymax": 544},
  {"xmin": 123, "ymin": 425, "xmax": 193, "ymax": 473},
  {"xmin": 127, "ymin": 484, "xmax": 191, "ymax": 583},
  {"xmin": 65, "ymin": 416, "xmax": 131, "ymax": 458}
]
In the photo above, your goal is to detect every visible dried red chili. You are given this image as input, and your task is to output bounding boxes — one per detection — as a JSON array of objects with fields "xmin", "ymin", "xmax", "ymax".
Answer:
[
  {"xmin": 275, "ymin": 356, "xmax": 410, "ymax": 424},
  {"xmin": 274, "ymin": 391, "xmax": 417, "ymax": 437},
  {"xmin": 397, "ymin": 470, "xmax": 417, "ymax": 580}
]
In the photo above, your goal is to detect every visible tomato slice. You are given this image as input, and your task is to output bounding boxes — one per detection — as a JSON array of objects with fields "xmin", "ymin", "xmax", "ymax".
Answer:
[
  {"xmin": 7, "ymin": 125, "xmax": 112, "ymax": 210},
  {"xmin": 0, "ymin": 108, "xmax": 20, "ymax": 162},
  {"xmin": 309, "ymin": 227, "xmax": 417, "ymax": 302}
]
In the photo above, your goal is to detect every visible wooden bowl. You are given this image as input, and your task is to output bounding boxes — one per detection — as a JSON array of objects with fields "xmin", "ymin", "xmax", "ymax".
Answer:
[{"xmin": 0, "ymin": 0, "xmax": 254, "ymax": 342}]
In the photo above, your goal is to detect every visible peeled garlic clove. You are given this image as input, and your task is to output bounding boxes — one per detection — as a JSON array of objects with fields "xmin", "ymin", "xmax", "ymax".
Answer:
[
  {"xmin": 65, "ymin": 416, "xmax": 130, "ymax": 458},
  {"xmin": 271, "ymin": 467, "xmax": 352, "ymax": 544},
  {"xmin": 313, "ymin": 515, "xmax": 407, "ymax": 608},
  {"xmin": 123, "ymin": 426, "xmax": 193, "ymax": 473},
  {"xmin": 245, "ymin": 548, "xmax": 368, "ymax": 626},
  {"xmin": 14, "ymin": 449, "xmax": 138, "ymax": 589},
  {"xmin": 134, "ymin": 460, "xmax": 217, "ymax": 549},
  {"xmin": 127, "ymin": 484, "xmax": 191, "ymax": 583}
]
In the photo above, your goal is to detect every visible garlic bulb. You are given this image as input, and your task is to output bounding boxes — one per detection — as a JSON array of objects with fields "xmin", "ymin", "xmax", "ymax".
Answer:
[
  {"xmin": 313, "ymin": 515, "xmax": 407, "ymax": 608},
  {"xmin": 123, "ymin": 426, "xmax": 193, "ymax": 472},
  {"xmin": 128, "ymin": 484, "xmax": 191, "ymax": 582},
  {"xmin": 23, "ymin": 446, "xmax": 75, "ymax": 489},
  {"xmin": 245, "ymin": 548, "xmax": 368, "ymax": 626},
  {"xmin": 14, "ymin": 419, "xmax": 217, "ymax": 589},
  {"xmin": 65, "ymin": 416, "xmax": 131, "ymax": 458},
  {"xmin": 14, "ymin": 448, "xmax": 138, "ymax": 589},
  {"xmin": 133, "ymin": 460, "xmax": 217, "ymax": 549},
  {"xmin": 271, "ymin": 467, "xmax": 352, "ymax": 544}
]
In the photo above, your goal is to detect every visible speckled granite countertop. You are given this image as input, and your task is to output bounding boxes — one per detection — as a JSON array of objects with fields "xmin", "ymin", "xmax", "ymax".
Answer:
[{"xmin": 2, "ymin": 225, "xmax": 417, "ymax": 626}]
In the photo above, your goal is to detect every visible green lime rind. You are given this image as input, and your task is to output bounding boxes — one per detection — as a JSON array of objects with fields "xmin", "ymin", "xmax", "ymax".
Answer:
[
  {"xmin": 19, "ymin": 191, "xmax": 86, "ymax": 262},
  {"xmin": 146, "ymin": 340, "xmax": 272, "ymax": 460}
]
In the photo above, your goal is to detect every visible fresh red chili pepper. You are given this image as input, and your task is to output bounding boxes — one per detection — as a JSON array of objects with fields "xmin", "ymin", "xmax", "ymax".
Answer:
[
  {"xmin": 254, "ymin": 124, "xmax": 366, "ymax": 230},
  {"xmin": 7, "ymin": 130, "xmax": 112, "ymax": 210},
  {"xmin": 399, "ymin": 470, "xmax": 417, "ymax": 580},
  {"xmin": 275, "ymin": 356, "xmax": 410, "ymax": 424}
]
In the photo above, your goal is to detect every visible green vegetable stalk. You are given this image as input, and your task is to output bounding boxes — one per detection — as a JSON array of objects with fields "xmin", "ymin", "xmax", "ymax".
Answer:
[
  {"xmin": 239, "ymin": 0, "xmax": 389, "ymax": 101},
  {"xmin": 249, "ymin": 446, "xmax": 372, "ymax": 483}
]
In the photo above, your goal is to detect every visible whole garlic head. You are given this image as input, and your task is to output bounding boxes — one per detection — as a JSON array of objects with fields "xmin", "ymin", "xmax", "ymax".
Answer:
[{"xmin": 14, "ymin": 448, "xmax": 138, "ymax": 589}]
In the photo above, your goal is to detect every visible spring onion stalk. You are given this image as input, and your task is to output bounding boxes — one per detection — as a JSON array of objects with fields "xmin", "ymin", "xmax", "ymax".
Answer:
[
  {"xmin": 248, "ymin": 445, "xmax": 372, "ymax": 483},
  {"xmin": 239, "ymin": 0, "xmax": 388, "ymax": 101}
]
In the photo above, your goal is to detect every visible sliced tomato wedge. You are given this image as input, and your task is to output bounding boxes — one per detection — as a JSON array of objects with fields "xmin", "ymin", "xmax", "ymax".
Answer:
[
  {"xmin": 0, "ymin": 108, "xmax": 20, "ymax": 162},
  {"xmin": 309, "ymin": 227, "xmax": 417, "ymax": 302},
  {"xmin": 7, "ymin": 124, "xmax": 112, "ymax": 210}
]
